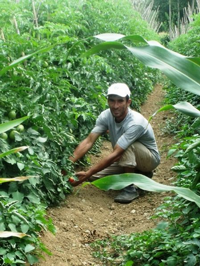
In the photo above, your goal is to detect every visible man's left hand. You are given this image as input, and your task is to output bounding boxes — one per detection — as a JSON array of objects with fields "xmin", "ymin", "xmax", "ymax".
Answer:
[{"xmin": 70, "ymin": 171, "xmax": 89, "ymax": 187}]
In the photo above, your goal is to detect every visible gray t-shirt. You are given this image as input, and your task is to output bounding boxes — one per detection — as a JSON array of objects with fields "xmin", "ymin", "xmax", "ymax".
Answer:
[{"xmin": 91, "ymin": 108, "xmax": 160, "ymax": 163}]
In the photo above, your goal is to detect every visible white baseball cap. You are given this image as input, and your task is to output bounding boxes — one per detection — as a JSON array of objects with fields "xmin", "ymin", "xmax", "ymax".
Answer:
[{"xmin": 107, "ymin": 83, "xmax": 131, "ymax": 97}]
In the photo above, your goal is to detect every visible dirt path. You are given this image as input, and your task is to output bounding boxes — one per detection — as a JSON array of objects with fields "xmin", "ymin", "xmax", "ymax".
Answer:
[{"xmin": 36, "ymin": 84, "xmax": 177, "ymax": 266}]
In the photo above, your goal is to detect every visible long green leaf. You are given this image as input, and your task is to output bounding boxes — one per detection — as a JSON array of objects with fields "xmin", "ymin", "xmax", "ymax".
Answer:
[
  {"xmin": 84, "ymin": 33, "xmax": 200, "ymax": 96},
  {"xmin": 0, "ymin": 116, "xmax": 29, "ymax": 134},
  {"xmin": 87, "ymin": 174, "xmax": 200, "ymax": 207},
  {"xmin": 83, "ymin": 41, "xmax": 126, "ymax": 55},
  {"xmin": 0, "ymin": 176, "xmax": 39, "ymax": 184},
  {"xmin": 0, "ymin": 46, "xmax": 55, "ymax": 76},
  {"xmin": 188, "ymin": 57, "xmax": 200, "ymax": 66},
  {"xmin": 184, "ymin": 139, "xmax": 200, "ymax": 154},
  {"xmin": 0, "ymin": 231, "xmax": 28, "ymax": 238},
  {"xmin": 0, "ymin": 146, "xmax": 28, "ymax": 159},
  {"xmin": 149, "ymin": 101, "xmax": 200, "ymax": 122},
  {"xmin": 95, "ymin": 33, "xmax": 148, "ymax": 44},
  {"xmin": 125, "ymin": 43, "xmax": 200, "ymax": 96},
  {"xmin": 149, "ymin": 104, "xmax": 174, "ymax": 122},
  {"xmin": 0, "ymin": 36, "xmax": 71, "ymax": 76},
  {"xmin": 173, "ymin": 102, "xmax": 200, "ymax": 117}
]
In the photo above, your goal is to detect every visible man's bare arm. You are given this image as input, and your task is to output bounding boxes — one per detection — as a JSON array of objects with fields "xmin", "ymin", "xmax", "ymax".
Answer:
[
  {"xmin": 71, "ymin": 144, "xmax": 125, "ymax": 186},
  {"xmin": 86, "ymin": 144, "xmax": 124, "ymax": 177},
  {"xmin": 69, "ymin": 132, "xmax": 100, "ymax": 163}
]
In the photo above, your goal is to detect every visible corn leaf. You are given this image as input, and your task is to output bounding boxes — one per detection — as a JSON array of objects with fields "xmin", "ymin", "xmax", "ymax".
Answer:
[
  {"xmin": 0, "ymin": 231, "xmax": 28, "ymax": 238},
  {"xmin": 0, "ymin": 176, "xmax": 39, "ymax": 184},
  {"xmin": 0, "ymin": 37, "xmax": 70, "ymax": 76},
  {"xmin": 0, "ymin": 146, "xmax": 28, "ymax": 159},
  {"xmin": 95, "ymin": 33, "xmax": 148, "ymax": 44},
  {"xmin": 0, "ymin": 116, "xmax": 29, "ymax": 134},
  {"xmin": 188, "ymin": 57, "xmax": 200, "ymax": 66},
  {"xmin": 149, "ymin": 101, "xmax": 200, "ymax": 122},
  {"xmin": 88, "ymin": 174, "xmax": 200, "ymax": 207},
  {"xmin": 173, "ymin": 102, "xmax": 200, "ymax": 117},
  {"xmin": 84, "ymin": 33, "xmax": 200, "ymax": 96},
  {"xmin": 0, "ymin": 46, "xmax": 55, "ymax": 76}
]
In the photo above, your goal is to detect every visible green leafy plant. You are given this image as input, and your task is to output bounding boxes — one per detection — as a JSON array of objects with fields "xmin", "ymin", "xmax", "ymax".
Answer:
[
  {"xmin": 3, "ymin": 1, "xmax": 200, "ymax": 265},
  {"xmin": 0, "ymin": 0, "xmax": 159, "ymax": 208},
  {"xmin": 84, "ymin": 33, "xmax": 200, "ymax": 95},
  {"xmin": 0, "ymin": 116, "xmax": 29, "ymax": 134},
  {"xmin": 0, "ymin": 117, "xmax": 55, "ymax": 264},
  {"xmin": 0, "ymin": 1, "xmax": 161, "ymax": 264},
  {"xmin": 91, "ymin": 214, "xmax": 200, "ymax": 265},
  {"xmin": 81, "ymin": 29, "xmax": 200, "ymax": 265},
  {"xmin": 0, "ymin": 195, "xmax": 54, "ymax": 265},
  {"xmin": 81, "ymin": 32, "xmax": 200, "ymax": 198}
]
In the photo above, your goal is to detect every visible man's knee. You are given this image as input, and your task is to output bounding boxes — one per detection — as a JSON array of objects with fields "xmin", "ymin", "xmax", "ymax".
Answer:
[{"xmin": 118, "ymin": 142, "xmax": 158, "ymax": 172}]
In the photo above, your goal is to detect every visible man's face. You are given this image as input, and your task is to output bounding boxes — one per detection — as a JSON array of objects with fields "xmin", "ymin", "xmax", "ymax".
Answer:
[{"xmin": 108, "ymin": 95, "xmax": 131, "ymax": 122}]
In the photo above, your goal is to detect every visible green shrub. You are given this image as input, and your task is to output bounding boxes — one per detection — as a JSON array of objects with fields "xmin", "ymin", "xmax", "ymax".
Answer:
[{"xmin": 0, "ymin": 0, "xmax": 161, "ymax": 263}]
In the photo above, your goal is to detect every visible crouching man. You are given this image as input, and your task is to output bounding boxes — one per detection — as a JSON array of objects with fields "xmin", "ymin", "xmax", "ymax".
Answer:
[{"xmin": 69, "ymin": 83, "xmax": 160, "ymax": 204}]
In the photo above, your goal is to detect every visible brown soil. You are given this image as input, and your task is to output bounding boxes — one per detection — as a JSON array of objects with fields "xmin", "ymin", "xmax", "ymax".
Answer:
[{"xmin": 35, "ymin": 84, "xmax": 177, "ymax": 266}]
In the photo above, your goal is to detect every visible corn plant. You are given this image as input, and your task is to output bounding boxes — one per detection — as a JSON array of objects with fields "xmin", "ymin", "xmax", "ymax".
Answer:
[
  {"xmin": 83, "ymin": 32, "xmax": 200, "ymax": 266},
  {"xmin": 80, "ymin": 32, "xmax": 200, "ymax": 205}
]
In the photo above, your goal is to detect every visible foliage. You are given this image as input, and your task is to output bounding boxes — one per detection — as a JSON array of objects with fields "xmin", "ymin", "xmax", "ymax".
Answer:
[
  {"xmin": 0, "ymin": 194, "xmax": 54, "ymax": 265},
  {"xmin": 91, "ymin": 208, "xmax": 200, "ymax": 265},
  {"xmin": 89, "ymin": 114, "xmax": 200, "ymax": 266},
  {"xmin": 0, "ymin": 0, "xmax": 161, "ymax": 264},
  {"xmin": 152, "ymin": 0, "xmax": 199, "ymax": 32},
  {"xmin": 91, "ymin": 170, "xmax": 200, "ymax": 265},
  {"xmin": 84, "ymin": 33, "xmax": 200, "ymax": 96},
  {"xmin": 79, "ymin": 13, "xmax": 200, "ymax": 266},
  {"xmin": 84, "ymin": 173, "xmax": 200, "ymax": 207},
  {"xmin": 169, "ymin": 135, "xmax": 200, "ymax": 191},
  {"xmin": 0, "ymin": 119, "xmax": 55, "ymax": 265},
  {"xmin": 168, "ymin": 12, "xmax": 200, "ymax": 57},
  {"xmin": 162, "ymin": 12, "xmax": 200, "ymax": 138},
  {"xmin": 2, "ymin": 0, "xmax": 200, "ymax": 265},
  {"xmin": 0, "ymin": 0, "xmax": 160, "ymax": 206}
]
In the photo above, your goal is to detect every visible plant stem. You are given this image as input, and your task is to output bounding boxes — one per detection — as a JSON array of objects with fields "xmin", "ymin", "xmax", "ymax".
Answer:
[
  {"xmin": 191, "ymin": 170, "xmax": 200, "ymax": 190},
  {"xmin": 32, "ymin": 0, "xmax": 39, "ymax": 28},
  {"xmin": 0, "ymin": 28, "xmax": 5, "ymax": 41},
  {"xmin": 13, "ymin": 16, "xmax": 20, "ymax": 35}
]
